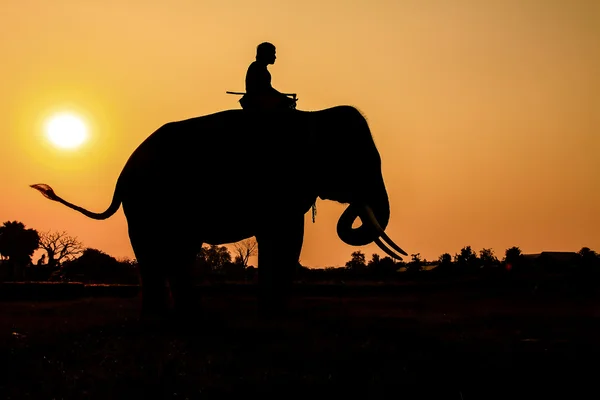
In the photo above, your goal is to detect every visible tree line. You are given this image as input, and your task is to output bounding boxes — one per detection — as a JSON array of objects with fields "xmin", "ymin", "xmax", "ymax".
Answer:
[{"xmin": 1, "ymin": 220, "xmax": 598, "ymax": 284}]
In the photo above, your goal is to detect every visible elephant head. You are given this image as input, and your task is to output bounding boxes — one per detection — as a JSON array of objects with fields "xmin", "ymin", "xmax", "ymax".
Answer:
[{"xmin": 313, "ymin": 106, "xmax": 407, "ymax": 260}]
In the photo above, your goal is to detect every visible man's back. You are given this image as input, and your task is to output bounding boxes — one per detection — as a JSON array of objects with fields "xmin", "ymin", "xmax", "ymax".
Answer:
[{"xmin": 245, "ymin": 61, "xmax": 272, "ymax": 95}]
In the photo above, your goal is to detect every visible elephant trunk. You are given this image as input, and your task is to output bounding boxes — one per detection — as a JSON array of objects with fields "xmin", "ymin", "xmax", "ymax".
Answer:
[
  {"xmin": 336, "ymin": 182, "xmax": 390, "ymax": 246},
  {"xmin": 336, "ymin": 183, "xmax": 407, "ymax": 259}
]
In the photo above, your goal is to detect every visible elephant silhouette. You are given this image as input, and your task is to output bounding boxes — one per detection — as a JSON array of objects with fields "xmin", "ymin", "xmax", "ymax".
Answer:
[{"xmin": 31, "ymin": 106, "xmax": 406, "ymax": 318}]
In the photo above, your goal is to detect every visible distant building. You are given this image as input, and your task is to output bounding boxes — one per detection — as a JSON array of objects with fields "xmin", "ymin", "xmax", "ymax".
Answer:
[
  {"xmin": 522, "ymin": 251, "xmax": 580, "ymax": 271},
  {"xmin": 523, "ymin": 251, "xmax": 579, "ymax": 261}
]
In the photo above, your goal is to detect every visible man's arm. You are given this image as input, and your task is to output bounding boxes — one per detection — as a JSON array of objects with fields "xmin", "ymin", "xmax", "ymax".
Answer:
[{"xmin": 246, "ymin": 63, "xmax": 286, "ymax": 96}]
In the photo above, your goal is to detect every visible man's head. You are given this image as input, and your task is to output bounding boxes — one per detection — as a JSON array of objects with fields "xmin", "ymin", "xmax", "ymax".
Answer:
[{"xmin": 256, "ymin": 42, "xmax": 276, "ymax": 64}]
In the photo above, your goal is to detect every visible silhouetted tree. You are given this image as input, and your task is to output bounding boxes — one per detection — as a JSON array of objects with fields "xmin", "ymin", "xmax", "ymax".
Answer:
[
  {"xmin": 479, "ymin": 248, "xmax": 499, "ymax": 268},
  {"xmin": 367, "ymin": 253, "xmax": 399, "ymax": 278},
  {"xmin": 38, "ymin": 230, "xmax": 84, "ymax": 268},
  {"xmin": 345, "ymin": 250, "xmax": 366, "ymax": 271},
  {"xmin": 578, "ymin": 247, "xmax": 598, "ymax": 262},
  {"xmin": 406, "ymin": 253, "xmax": 423, "ymax": 273},
  {"xmin": 196, "ymin": 244, "xmax": 232, "ymax": 272},
  {"xmin": 380, "ymin": 256, "xmax": 401, "ymax": 275},
  {"xmin": 367, "ymin": 253, "xmax": 381, "ymax": 269},
  {"xmin": 504, "ymin": 246, "xmax": 523, "ymax": 271},
  {"xmin": 577, "ymin": 247, "xmax": 599, "ymax": 275},
  {"xmin": 58, "ymin": 248, "xmax": 138, "ymax": 284},
  {"xmin": 245, "ymin": 265, "xmax": 257, "ymax": 280},
  {"xmin": 221, "ymin": 261, "xmax": 247, "ymax": 280},
  {"xmin": 0, "ymin": 221, "xmax": 40, "ymax": 280},
  {"xmin": 433, "ymin": 252, "xmax": 454, "ymax": 277},
  {"xmin": 454, "ymin": 246, "xmax": 478, "ymax": 271},
  {"xmin": 438, "ymin": 253, "xmax": 452, "ymax": 268},
  {"xmin": 232, "ymin": 238, "xmax": 258, "ymax": 268}
]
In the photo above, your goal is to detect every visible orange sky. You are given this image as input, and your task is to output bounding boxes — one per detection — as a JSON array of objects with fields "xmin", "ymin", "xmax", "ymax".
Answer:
[{"xmin": 1, "ymin": 0, "xmax": 598, "ymax": 268}]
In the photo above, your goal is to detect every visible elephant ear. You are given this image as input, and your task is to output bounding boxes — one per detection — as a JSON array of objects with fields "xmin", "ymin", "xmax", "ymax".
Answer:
[{"xmin": 30, "ymin": 184, "xmax": 60, "ymax": 201}]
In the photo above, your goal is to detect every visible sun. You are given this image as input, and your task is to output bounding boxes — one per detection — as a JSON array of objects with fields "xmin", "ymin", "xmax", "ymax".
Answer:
[{"xmin": 45, "ymin": 113, "xmax": 88, "ymax": 149}]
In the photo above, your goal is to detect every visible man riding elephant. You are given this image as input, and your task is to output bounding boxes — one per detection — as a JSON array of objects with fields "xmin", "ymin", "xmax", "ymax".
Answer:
[{"xmin": 239, "ymin": 42, "xmax": 297, "ymax": 111}]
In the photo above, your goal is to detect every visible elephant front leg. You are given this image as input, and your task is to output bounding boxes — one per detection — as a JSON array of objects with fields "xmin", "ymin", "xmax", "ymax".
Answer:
[{"xmin": 256, "ymin": 214, "xmax": 305, "ymax": 318}]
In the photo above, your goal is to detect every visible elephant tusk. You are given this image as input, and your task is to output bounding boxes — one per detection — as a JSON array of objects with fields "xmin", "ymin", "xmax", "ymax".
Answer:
[
  {"xmin": 362, "ymin": 205, "xmax": 408, "ymax": 256},
  {"xmin": 374, "ymin": 237, "xmax": 404, "ymax": 261}
]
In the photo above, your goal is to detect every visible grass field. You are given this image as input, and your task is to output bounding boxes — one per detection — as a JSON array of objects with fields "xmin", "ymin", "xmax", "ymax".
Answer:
[{"xmin": 1, "ymin": 281, "xmax": 600, "ymax": 399}]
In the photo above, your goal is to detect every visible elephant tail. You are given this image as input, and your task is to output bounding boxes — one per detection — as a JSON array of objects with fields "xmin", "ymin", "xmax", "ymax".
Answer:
[{"xmin": 30, "ymin": 183, "xmax": 122, "ymax": 220}]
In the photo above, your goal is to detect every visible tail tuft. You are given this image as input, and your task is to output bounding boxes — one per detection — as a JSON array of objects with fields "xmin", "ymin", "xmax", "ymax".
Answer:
[{"xmin": 30, "ymin": 184, "xmax": 59, "ymax": 201}]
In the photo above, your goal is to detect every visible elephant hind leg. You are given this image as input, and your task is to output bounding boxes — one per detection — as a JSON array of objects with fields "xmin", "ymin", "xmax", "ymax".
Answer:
[
  {"xmin": 129, "ymin": 226, "xmax": 175, "ymax": 319},
  {"xmin": 134, "ymin": 251, "xmax": 200, "ymax": 323},
  {"xmin": 136, "ymin": 258, "xmax": 171, "ymax": 319},
  {"xmin": 166, "ymin": 253, "xmax": 201, "ymax": 321}
]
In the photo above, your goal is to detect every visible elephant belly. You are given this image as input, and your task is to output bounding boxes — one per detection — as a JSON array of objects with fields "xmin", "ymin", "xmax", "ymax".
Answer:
[
  {"xmin": 196, "ymin": 211, "xmax": 261, "ymax": 245},
  {"xmin": 122, "ymin": 189, "xmax": 261, "ymax": 245},
  {"xmin": 120, "ymin": 153, "xmax": 311, "ymax": 246}
]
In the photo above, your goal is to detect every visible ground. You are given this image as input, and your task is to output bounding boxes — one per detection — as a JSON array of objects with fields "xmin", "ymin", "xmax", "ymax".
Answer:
[{"xmin": 1, "ymin": 282, "xmax": 599, "ymax": 399}]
